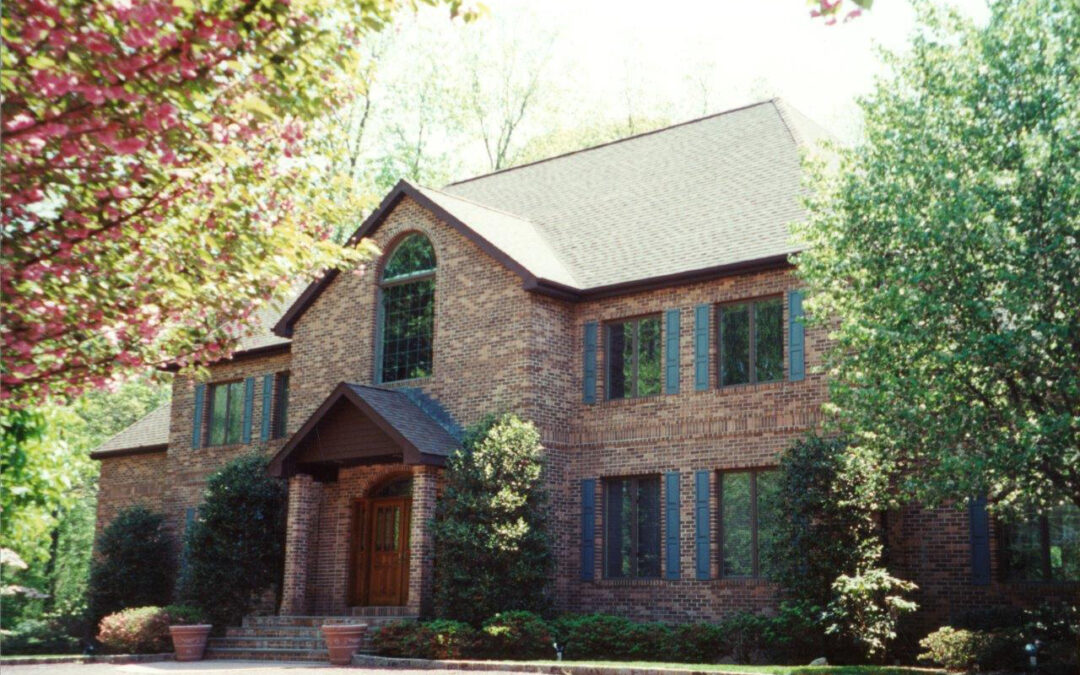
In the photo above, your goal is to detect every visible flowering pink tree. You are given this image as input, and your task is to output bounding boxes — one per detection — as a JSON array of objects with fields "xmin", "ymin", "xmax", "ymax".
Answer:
[
  {"xmin": 810, "ymin": 0, "xmax": 873, "ymax": 24},
  {"xmin": 1, "ymin": 0, "xmax": 475, "ymax": 406}
]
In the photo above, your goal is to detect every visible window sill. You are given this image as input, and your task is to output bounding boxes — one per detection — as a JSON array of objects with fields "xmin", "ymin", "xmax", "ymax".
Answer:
[
  {"xmin": 379, "ymin": 376, "xmax": 433, "ymax": 388},
  {"xmin": 594, "ymin": 577, "xmax": 666, "ymax": 586},
  {"xmin": 715, "ymin": 380, "xmax": 787, "ymax": 394}
]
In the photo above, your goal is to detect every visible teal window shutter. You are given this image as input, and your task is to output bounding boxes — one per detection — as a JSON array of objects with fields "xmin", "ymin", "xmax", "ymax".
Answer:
[
  {"xmin": 665, "ymin": 472, "xmax": 681, "ymax": 579},
  {"xmin": 581, "ymin": 479, "xmax": 596, "ymax": 580},
  {"xmin": 583, "ymin": 322, "xmax": 598, "ymax": 403},
  {"xmin": 694, "ymin": 304, "xmax": 710, "ymax": 390},
  {"xmin": 191, "ymin": 384, "xmax": 205, "ymax": 449},
  {"xmin": 664, "ymin": 308, "xmax": 681, "ymax": 394},
  {"xmin": 695, "ymin": 470, "xmax": 711, "ymax": 579},
  {"xmin": 260, "ymin": 374, "xmax": 273, "ymax": 442},
  {"xmin": 969, "ymin": 496, "xmax": 991, "ymax": 585},
  {"xmin": 241, "ymin": 377, "xmax": 255, "ymax": 444},
  {"xmin": 788, "ymin": 290, "xmax": 805, "ymax": 381}
]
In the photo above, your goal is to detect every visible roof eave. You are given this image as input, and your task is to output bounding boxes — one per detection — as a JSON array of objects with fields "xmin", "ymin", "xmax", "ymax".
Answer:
[
  {"xmin": 529, "ymin": 252, "xmax": 797, "ymax": 302},
  {"xmin": 158, "ymin": 341, "xmax": 291, "ymax": 373},
  {"xmin": 90, "ymin": 443, "xmax": 168, "ymax": 461}
]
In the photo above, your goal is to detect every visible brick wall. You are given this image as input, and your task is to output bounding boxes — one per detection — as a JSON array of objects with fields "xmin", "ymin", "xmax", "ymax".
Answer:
[{"xmin": 93, "ymin": 451, "xmax": 169, "ymax": 545}]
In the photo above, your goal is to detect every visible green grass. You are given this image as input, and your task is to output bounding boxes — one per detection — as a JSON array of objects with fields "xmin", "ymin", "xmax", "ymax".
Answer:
[{"xmin": 502, "ymin": 662, "xmax": 946, "ymax": 675}]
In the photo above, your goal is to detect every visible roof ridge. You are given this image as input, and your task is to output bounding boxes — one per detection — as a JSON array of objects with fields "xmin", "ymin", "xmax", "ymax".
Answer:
[
  {"xmin": 444, "ymin": 98, "xmax": 779, "ymax": 188},
  {"xmin": 771, "ymin": 98, "xmax": 801, "ymax": 147},
  {"xmin": 414, "ymin": 182, "xmax": 580, "ymax": 287}
]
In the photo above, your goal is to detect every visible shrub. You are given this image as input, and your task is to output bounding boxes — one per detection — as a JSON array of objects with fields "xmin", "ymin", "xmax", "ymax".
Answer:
[
  {"xmin": 720, "ymin": 611, "xmax": 770, "ymax": 663},
  {"xmin": 371, "ymin": 619, "xmax": 480, "ymax": 659},
  {"xmin": 427, "ymin": 619, "xmax": 481, "ymax": 659},
  {"xmin": 624, "ymin": 621, "xmax": 673, "ymax": 661},
  {"xmin": 553, "ymin": 613, "xmax": 638, "ymax": 660},
  {"xmin": 670, "ymin": 622, "xmax": 727, "ymax": 663},
  {"xmin": 176, "ymin": 454, "xmax": 286, "ymax": 629},
  {"xmin": 88, "ymin": 507, "xmax": 175, "ymax": 622},
  {"xmin": 163, "ymin": 604, "xmax": 206, "ymax": 625},
  {"xmin": 371, "ymin": 620, "xmax": 435, "ymax": 658},
  {"xmin": 0, "ymin": 617, "xmax": 80, "ymax": 655},
  {"xmin": 433, "ymin": 413, "xmax": 553, "ymax": 625},
  {"xmin": 481, "ymin": 610, "xmax": 553, "ymax": 659},
  {"xmin": 96, "ymin": 606, "xmax": 171, "ymax": 654},
  {"xmin": 918, "ymin": 626, "xmax": 995, "ymax": 671}
]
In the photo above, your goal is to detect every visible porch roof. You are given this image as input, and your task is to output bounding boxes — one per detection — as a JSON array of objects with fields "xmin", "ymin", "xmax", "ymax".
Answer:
[{"xmin": 268, "ymin": 382, "xmax": 460, "ymax": 479}]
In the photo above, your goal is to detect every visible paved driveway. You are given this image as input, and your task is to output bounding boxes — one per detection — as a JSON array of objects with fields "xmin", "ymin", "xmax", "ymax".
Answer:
[{"xmin": 0, "ymin": 662, "xmax": 535, "ymax": 675}]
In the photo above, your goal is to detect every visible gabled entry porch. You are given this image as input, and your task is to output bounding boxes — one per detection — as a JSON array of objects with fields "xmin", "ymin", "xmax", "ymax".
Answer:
[{"xmin": 268, "ymin": 382, "xmax": 460, "ymax": 617}]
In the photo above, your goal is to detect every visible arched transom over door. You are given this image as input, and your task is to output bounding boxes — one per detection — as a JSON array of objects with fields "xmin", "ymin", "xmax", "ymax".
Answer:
[{"xmin": 350, "ymin": 476, "xmax": 413, "ymax": 606}]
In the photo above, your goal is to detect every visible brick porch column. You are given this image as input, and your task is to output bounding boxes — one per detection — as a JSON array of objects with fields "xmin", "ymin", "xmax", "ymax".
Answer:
[
  {"xmin": 280, "ymin": 473, "xmax": 321, "ymax": 615},
  {"xmin": 407, "ymin": 465, "xmax": 438, "ymax": 617}
]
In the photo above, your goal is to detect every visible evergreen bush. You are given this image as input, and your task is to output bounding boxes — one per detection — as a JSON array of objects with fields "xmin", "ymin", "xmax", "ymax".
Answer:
[
  {"xmin": 432, "ymin": 413, "xmax": 553, "ymax": 625},
  {"xmin": 176, "ymin": 453, "xmax": 286, "ymax": 629},
  {"xmin": 87, "ymin": 506, "xmax": 174, "ymax": 623},
  {"xmin": 762, "ymin": 435, "xmax": 917, "ymax": 662}
]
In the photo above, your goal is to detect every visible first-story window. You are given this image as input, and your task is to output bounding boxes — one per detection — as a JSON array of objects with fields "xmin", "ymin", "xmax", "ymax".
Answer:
[
  {"xmin": 606, "ymin": 316, "xmax": 662, "ymax": 399},
  {"xmin": 604, "ymin": 475, "xmax": 661, "ymax": 578},
  {"xmin": 1004, "ymin": 504, "xmax": 1080, "ymax": 582},
  {"xmin": 720, "ymin": 469, "xmax": 780, "ymax": 578},
  {"xmin": 719, "ymin": 297, "xmax": 783, "ymax": 386},
  {"xmin": 207, "ymin": 380, "xmax": 244, "ymax": 446}
]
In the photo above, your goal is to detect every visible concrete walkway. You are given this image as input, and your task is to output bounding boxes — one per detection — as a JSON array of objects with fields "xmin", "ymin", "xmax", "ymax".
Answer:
[{"xmin": 0, "ymin": 662, "xmax": 536, "ymax": 675}]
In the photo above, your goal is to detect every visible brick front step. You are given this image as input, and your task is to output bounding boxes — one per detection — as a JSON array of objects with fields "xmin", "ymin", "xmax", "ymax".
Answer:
[
  {"xmin": 203, "ymin": 647, "xmax": 328, "ymax": 662},
  {"xmin": 208, "ymin": 636, "xmax": 325, "ymax": 650},
  {"xmin": 350, "ymin": 605, "xmax": 417, "ymax": 617},
  {"xmin": 210, "ymin": 614, "xmax": 414, "ymax": 661}
]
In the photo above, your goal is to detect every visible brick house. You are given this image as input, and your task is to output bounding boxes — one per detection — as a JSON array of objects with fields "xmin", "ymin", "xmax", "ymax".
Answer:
[{"xmin": 91, "ymin": 99, "xmax": 1078, "ymax": 637}]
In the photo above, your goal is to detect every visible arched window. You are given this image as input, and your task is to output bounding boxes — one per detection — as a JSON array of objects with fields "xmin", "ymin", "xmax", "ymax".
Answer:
[{"xmin": 379, "ymin": 233, "xmax": 435, "ymax": 382}]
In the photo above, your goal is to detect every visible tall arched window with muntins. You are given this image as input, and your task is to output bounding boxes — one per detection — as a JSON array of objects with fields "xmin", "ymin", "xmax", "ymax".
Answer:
[{"xmin": 378, "ymin": 233, "xmax": 435, "ymax": 382}]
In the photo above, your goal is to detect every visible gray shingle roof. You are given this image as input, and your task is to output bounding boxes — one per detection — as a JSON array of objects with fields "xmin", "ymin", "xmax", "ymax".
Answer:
[
  {"xmin": 91, "ymin": 404, "xmax": 170, "ymax": 458},
  {"xmin": 440, "ymin": 98, "xmax": 828, "ymax": 290},
  {"xmin": 344, "ymin": 384, "xmax": 460, "ymax": 459}
]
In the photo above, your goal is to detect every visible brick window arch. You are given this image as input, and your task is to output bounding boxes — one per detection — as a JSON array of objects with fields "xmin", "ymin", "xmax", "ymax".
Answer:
[{"xmin": 378, "ymin": 233, "xmax": 436, "ymax": 383}]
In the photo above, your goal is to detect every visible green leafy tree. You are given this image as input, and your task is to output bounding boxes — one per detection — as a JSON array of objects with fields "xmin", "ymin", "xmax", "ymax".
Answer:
[
  {"xmin": 433, "ymin": 413, "xmax": 553, "ymax": 626},
  {"xmin": 88, "ymin": 507, "xmax": 175, "ymax": 623},
  {"xmin": 176, "ymin": 454, "xmax": 286, "ymax": 628},
  {"xmin": 796, "ymin": 0, "xmax": 1080, "ymax": 517}
]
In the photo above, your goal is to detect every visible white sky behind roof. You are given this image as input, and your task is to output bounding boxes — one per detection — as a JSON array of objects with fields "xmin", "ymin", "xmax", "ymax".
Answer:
[{"xmin": 477, "ymin": 0, "xmax": 990, "ymax": 142}]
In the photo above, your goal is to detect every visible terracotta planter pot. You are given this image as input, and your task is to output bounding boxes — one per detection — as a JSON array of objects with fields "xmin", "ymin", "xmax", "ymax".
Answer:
[
  {"xmin": 321, "ymin": 623, "xmax": 367, "ymax": 666},
  {"xmin": 169, "ymin": 624, "xmax": 212, "ymax": 662}
]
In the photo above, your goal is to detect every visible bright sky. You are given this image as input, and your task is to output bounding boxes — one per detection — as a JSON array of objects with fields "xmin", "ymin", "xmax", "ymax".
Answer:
[{"xmin": 481, "ymin": 0, "xmax": 991, "ymax": 141}]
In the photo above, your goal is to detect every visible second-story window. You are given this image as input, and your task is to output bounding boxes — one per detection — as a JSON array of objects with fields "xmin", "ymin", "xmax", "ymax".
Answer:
[
  {"xmin": 272, "ymin": 371, "xmax": 289, "ymax": 439},
  {"xmin": 207, "ymin": 380, "xmax": 244, "ymax": 446},
  {"xmin": 379, "ymin": 233, "xmax": 436, "ymax": 383},
  {"xmin": 606, "ymin": 316, "xmax": 661, "ymax": 399},
  {"xmin": 719, "ymin": 297, "xmax": 783, "ymax": 386}
]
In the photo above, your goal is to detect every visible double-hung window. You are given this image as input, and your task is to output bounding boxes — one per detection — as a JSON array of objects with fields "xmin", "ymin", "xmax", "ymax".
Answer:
[
  {"xmin": 1004, "ymin": 504, "xmax": 1080, "ymax": 582},
  {"xmin": 719, "ymin": 297, "xmax": 783, "ymax": 386},
  {"xmin": 272, "ymin": 371, "xmax": 289, "ymax": 439},
  {"xmin": 207, "ymin": 380, "xmax": 245, "ymax": 446},
  {"xmin": 604, "ymin": 475, "xmax": 661, "ymax": 578},
  {"xmin": 719, "ymin": 469, "xmax": 780, "ymax": 578},
  {"xmin": 606, "ymin": 316, "xmax": 662, "ymax": 399}
]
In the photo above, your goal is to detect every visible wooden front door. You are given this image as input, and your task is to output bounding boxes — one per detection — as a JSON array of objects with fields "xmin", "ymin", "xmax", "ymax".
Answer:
[{"xmin": 363, "ymin": 497, "xmax": 411, "ymax": 606}]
